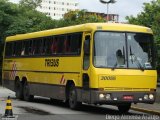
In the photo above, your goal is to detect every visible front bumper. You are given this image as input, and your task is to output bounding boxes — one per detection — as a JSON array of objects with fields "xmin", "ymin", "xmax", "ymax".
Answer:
[{"xmin": 90, "ymin": 90, "xmax": 156, "ymax": 104}]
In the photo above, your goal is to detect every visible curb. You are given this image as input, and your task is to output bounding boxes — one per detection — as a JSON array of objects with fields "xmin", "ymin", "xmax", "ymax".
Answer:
[{"xmin": 131, "ymin": 106, "xmax": 160, "ymax": 115}]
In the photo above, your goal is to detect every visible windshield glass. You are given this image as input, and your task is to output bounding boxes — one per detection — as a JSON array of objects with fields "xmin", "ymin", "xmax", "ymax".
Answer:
[
  {"xmin": 94, "ymin": 32, "xmax": 127, "ymax": 68},
  {"xmin": 94, "ymin": 31, "xmax": 155, "ymax": 69},
  {"xmin": 127, "ymin": 33, "xmax": 154, "ymax": 69}
]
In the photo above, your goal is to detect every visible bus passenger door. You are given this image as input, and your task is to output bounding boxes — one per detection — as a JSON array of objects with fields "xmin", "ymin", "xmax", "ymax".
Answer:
[{"xmin": 82, "ymin": 34, "xmax": 91, "ymax": 103}]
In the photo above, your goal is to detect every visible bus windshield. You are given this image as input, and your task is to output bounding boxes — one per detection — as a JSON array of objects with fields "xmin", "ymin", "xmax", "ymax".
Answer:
[{"xmin": 94, "ymin": 31, "xmax": 155, "ymax": 69}]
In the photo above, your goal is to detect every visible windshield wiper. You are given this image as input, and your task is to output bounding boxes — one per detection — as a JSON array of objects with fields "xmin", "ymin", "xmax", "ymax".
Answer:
[
  {"xmin": 130, "ymin": 54, "xmax": 144, "ymax": 71},
  {"xmin": 130, "ymin": 46, "xmax": 144, "ymax": 71}
]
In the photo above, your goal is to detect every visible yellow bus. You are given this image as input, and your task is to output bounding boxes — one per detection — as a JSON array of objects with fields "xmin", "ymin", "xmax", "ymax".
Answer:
[{"xmin": 2, "ymin": 23, "xmax": 157, "ymax": 113}]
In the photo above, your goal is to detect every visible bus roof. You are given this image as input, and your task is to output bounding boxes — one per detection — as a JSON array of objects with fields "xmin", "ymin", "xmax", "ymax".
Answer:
[{"xmin": 6, "ymin": 23, "xmax": 153, "ymax": 42}]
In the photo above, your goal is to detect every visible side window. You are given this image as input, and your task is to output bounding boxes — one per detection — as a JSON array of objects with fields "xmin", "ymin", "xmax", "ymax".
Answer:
[
  {"xmin": 5, "ymin": 42, "xmax": 12, "ymax": 57},
  {"xmin": 40, "ymin": 38, "xmax": 45, "ymax": 55},
  {"xmin": 70, "ymin": 33, "xmax": 82, "ymax": 55},
  {"xmin": 21, "ymin": 42, "xmax": 25, "ymax": 56},
  {"xmin": 21, "ymin": 41, "xmax": 25, "ymax": 56},
  {"xmin": 37, "ymin": 38, "xmax": 51, "ymax": 55},
  {"xmin": 50, "ymin": 36, "xmax": 58, "ymax": 54},
  {"xmin": 39, "ymin": 38, "xmax": 45, "ymax": 55},
  {"xmin": 21, "ymin": 41, "xmax": 29, "ymax": 56},
  {"xmin": 32, "ymin": 39, "xmax": 41, "ymax": 55},
  {"xmin": 5, "ymin": 41, "xmax": 23, "ymax": 57},
  {"xmin": 26, "ymin": 41, "xmax": 30, "ymax": 56},
  {"xmin": 64, "ymin": 35, "xmax": 71, "ymax": 54},
  {"xmin": 57, "ymin": 35, "xmax": 65, "ymax": 54},
  {"xmin": 28, "ymin": 40, "xmax": 33, "ymax": 55},
  {"xmin": 16, "ymin": 41, "xmax": 23, "ymax": 56},
  {"xmin": 45, "ymin": 37, "xmax": 52, "ymax": 55},
  {"xmin": 12, "ymin": 42, "xmax": 16, "ymax": 56},
  {"xmin": 5, "ymin": 33, "xmax": 83, "ymax": 57}
]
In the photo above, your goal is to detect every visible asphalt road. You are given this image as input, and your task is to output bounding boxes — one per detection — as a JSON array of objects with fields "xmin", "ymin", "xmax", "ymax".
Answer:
[{"xmin": 0, "ymin": 87, "xmax": 159, "ymax": 120}]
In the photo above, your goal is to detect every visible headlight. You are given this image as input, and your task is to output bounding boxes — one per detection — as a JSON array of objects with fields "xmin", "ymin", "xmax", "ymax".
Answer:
[
  {"xmin": 99, "ymin": 94, "xmax": 105, "ymax": 99},
  {"xmin": 149, "ymin": 94, "xmax": 154, "ymax": 100},
  {"xmin": 144, "ymin": 95, "xmax": 149, "ymax": 100},
  {"xmin": 106, "ymin": 94, "xmax": 111, "ymax": 100}
]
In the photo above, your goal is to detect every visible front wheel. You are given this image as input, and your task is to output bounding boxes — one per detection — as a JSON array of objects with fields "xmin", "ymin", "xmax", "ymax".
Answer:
[
  {"xmin": 69, "ymin": 84, "xmax": 81, "ymax": 109},
  {"xmin": 117, "ymin": 103, "xmax": 131, "ymax": 114},
  {"xmin": 23, "ymin": 81, "xmax": 34, "ymax": 101}
]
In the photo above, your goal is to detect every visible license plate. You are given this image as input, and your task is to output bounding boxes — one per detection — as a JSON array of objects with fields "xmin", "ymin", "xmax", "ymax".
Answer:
[{"xmin": 123, "ymin": 95, "xmax": 133, "ymax": 100}]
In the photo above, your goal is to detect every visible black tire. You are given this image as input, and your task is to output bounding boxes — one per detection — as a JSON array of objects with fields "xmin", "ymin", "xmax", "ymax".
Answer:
[
  {"xmin": 118, "ymin": 103, "xmax": 131, "ymax": 114},
  {"xmin": 23, "ymin": 81, "xmax": 34, "ymax": 101},
  {"xmin": 68, "ymin": 84, "xmax": 81, "ymax": 109},
  {"xmin": 15, "ymin": 80, "xmax": 23, "ymax": 100}
]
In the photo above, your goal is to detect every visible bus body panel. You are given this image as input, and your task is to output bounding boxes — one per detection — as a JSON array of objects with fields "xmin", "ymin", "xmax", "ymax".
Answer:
[
  {"xmin": 3, "ymin": 56, "xmax": 82, "ymax": 100},
  {"xmin": 91, "ymin": 68, "xmax": 157, "ymax": 89},
  {"xmin": 3, "ymin": 57, "xmax": 82, "ymax": 85}
]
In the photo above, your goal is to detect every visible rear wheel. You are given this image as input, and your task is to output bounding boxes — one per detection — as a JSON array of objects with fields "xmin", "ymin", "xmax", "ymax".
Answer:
[
  {"xmin": 117, "ymin": 103, "xmax": 131, "ymax": 114},
  {"xmin": 69, "ymin": 84, "xmax": 81, "ymax": 109},
  {"xmin": 23, "ymin": 81, "xmax": 34, "ymax": 101},
  {"xmin": 15, "ymin": 80, "xmax": 23, "ymax": 100}
]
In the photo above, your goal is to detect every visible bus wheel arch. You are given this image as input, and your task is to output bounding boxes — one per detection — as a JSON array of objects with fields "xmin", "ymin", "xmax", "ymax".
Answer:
[
  {"xmin": 65, "ymin": 80, "xmax": 75, "ymax": 101},
  {"xmin": 21, "ymin": 77, "xmax": 27, "ymax": 86},
  {"xmin": 66, "ymin": 80, "xmax": 81, "ymax": 109},
  {"xmin": 15, "ymin": 76, "xmax": 23, "ymax": 100},
  {"xmin": 22, "ymin": 77, "xmax": 34, "ymax": 101}
]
